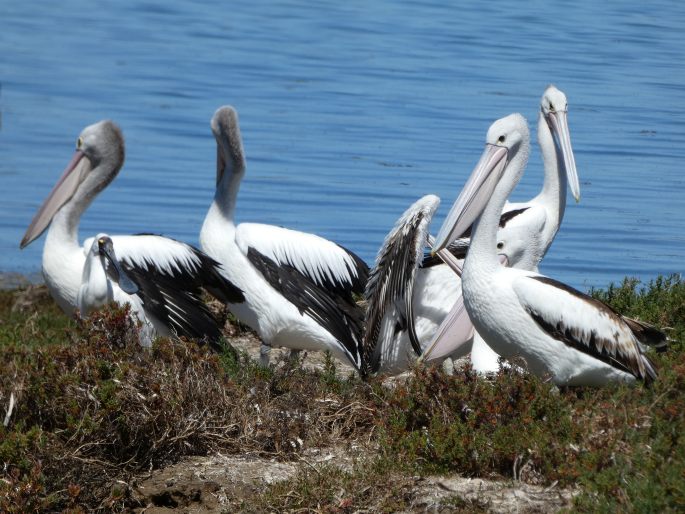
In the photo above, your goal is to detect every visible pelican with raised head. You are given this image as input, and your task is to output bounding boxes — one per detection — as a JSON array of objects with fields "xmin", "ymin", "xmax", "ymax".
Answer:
[
  {"xmin": 200, "ymin": 106, "xmax": 369, "ymax": 370},
  {"xmin": 363, "ymin": 86, "xmax": 581, "ymax": 375},
  {"xmin": 465, "ymin": 85, "xmax": 581, "ymax": 373},
  {"xmin": 20, "ymin": 120, "xmax": 244, "ymax": 349},
  {"xmin": 432, "ymin": 113, "xmax": 665, "ymax": 386}
]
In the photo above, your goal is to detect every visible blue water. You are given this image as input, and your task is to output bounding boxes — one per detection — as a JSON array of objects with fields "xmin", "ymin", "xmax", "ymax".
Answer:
[{"xmin": 1, "ymin": 1, "xmax": 683, "ymax": 291}]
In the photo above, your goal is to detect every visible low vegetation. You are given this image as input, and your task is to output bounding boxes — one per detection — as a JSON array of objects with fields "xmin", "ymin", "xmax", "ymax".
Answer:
[{"xmin": 0, "ymin": 275, "xmax": 683, "ymax": 512}]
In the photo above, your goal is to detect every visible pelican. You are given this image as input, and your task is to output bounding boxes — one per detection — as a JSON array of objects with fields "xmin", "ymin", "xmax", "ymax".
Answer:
[
  {"xmin": 20, "ymin": 120, "xmax": 244, "ymax": 348},
  {"xmin": 432, "ymin": 113, "xmax": 665, "ymax": 386},
  {"xmin": 200, "ymin": 106, "xmax": 369, "ymax": 370},
  {"xmin": 363, "ymin": 86, "xmax": 580, "ymax": 375},
  {"xmin": 465, "ymin": 85, "xmax": 580, "ymax": 373},
  {"xmin": 77, "ymin": 234, "xmax": 153, "ymax": 343}
]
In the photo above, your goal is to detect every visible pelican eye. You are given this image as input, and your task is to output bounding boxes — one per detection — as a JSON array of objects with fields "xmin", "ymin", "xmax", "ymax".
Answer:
[
  {"xmin": 497, "ymin": 242, "xmax": 504, "ymax": 250},
  {"xmin": 498, "ymin": 135, "xmax": 505, "ymax": 143},
  {"xmin": 98, "ymin": 238, "xmax": 106, "ymax": 245},
  {"xmin": 77, "ymin": 136, "xmax": 83, "ymax": 149},
  {"xmin": 548, "ymin": 103, "xmax": 555, "ymax": 112}
]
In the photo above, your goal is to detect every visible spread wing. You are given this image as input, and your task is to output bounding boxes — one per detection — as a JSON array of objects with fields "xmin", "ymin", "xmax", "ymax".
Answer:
[{"xmin": 362, "ymin": 195, "xmax": 440, "ymax": 375}]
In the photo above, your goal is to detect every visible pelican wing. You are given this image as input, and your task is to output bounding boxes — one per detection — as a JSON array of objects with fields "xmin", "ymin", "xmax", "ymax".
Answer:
[
  {"xmin": 121, "ymin": 264, "xmax": 225, "ymax": 349},
  {"xmin": 512, "ymin": 275, "xmax": 658, "ymax": 382},
  {"xmin": 235, "ymin": 223, "xmax": 368, "ymax": 296},
  {"xmin": 362, "ymin": 195, "xmax": 440, "ymax": 375},
  {"xmin": 82, "ymin": 234, "xmax": 243, "ymax": 350},
  {"xmin": 622, "ymin": 317, "xmax": 668, "ymax": 353},
  {"xmin": 246, "ymin": 248, "xmax": 363, "ymax": 369},
  {"xmin": 85, "ymin": 234, "xmax": 245, "ymax": 304}
]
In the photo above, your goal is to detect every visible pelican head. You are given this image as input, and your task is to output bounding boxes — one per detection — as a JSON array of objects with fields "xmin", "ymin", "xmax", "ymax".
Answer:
[
  {"xmin": 432, "ymin": 113, "xmax": 530, "ymax": 253},
  {"xmin": 211, "ymin": 106, "xmax": 245, "ymax": 186},
  {"xmin": 540, "ymin": 85, "xmax": 580, "ymax": 202},
  {"xmin": 20, "ymin": 120, "xmax": 125, "ymax": 248},
  {"xmin": 90, "ymin": 233, "xmax": 139, "ymax": 295}
]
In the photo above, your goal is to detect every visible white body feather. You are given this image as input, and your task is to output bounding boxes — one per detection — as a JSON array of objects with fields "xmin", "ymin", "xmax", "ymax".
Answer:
[{"xmin": 201, "ymin": 204, "xmax": 361, "ymax": 366}]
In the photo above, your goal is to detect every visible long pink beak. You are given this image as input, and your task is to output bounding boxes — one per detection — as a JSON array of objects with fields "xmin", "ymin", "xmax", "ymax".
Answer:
[
  {"xmin": 546, "ymin": 109, "xmax": 580, "ymax": 202},
  {"xmin": 20, "ymin": 150, "xmax": 89, "ymax": 248},
  {"xmin": 432, "ymin": 144, "xmax": 509, "ymax": 253}
]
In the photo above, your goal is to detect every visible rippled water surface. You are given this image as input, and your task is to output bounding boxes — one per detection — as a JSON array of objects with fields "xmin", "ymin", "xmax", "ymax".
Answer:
[{"xmin": 1, "ymin": 1, "xmax": 683, "ymax": 290}]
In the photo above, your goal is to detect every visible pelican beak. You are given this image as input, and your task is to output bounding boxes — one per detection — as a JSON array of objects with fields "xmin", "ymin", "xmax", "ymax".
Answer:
[
  {"xmin": 547, "ymin": 110, "xmax": 580, "ymax": 203},
  {"xmin": 420, "ymin": 291, "xmax": 474, "ymax": 362},
  {"xmin": 20, "ymin": 150, "xmax": 91, "ymax": 249},
  {"xmin": 98, "ymin": 237, "xmax": 139, "ymax": 295},
  {"xmin": 432, "ymin": 144, "xmax": 509, "ymax": 254},
  {"xmin": 419, "ymin": 251, "xmax": 508, "ymax": 363}
]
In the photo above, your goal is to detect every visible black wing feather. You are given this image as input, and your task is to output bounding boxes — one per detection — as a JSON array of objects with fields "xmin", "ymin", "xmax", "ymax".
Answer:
[
  {"xmin": 122, "ymin": 263, "xmax": 227, "ymax": 352},
  {"xmin": 132, "ymin": 233, "xmax": 245, "ymax": 304},
  {"xmin": 116, "ymin": 234, "xmax": 244, "ymax": 352},
  {"xmin": 246, "ymin": 247, "xmax": 364, "ymax": 369},
  {"xmin": 362, "ymin": 195, "xmax": 439, "ymax": 376}
]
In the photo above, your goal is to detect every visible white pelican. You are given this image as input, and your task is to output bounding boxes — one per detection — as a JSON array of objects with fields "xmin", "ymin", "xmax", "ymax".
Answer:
[
  {"xmin": 363, "ymin": 86, "xmax": 580, "ymax": 375},
  {"xmin": 20, "ymin": 120, "xmax": 244, "ymax": 349},
  {"xmin": 77, "ymin": 234, "xmax": 153, "ymax": 344},
  {"xmin": 464, "ymin": 85, "xmax": 581, "ymax": 373},
  {"xmin": 200, "ymin": 106, "xmax": 369, "ymax": 370},
  {"xmin": 432, "ymin": 113, "xmax": 665, "ymax": 386}
]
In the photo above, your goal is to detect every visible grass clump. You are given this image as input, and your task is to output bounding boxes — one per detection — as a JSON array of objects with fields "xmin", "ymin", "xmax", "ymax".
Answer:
[
  {"xmin": 247, "ymin": 460, "xmax": 489, "ymax": 513},
  {"xmin": 377, "ymin": 364, "xmax": 578, "ymax": 482}
]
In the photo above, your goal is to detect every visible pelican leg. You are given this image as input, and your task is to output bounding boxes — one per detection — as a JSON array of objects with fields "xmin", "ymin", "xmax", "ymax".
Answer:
[{"xmin": 260, "ymin": 343, "xmax": 272, "ymax": 366}]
